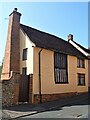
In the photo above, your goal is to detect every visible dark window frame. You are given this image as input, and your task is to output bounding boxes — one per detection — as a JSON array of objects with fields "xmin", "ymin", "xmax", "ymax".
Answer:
[
  {"xmin": 54, "ymin": 52, "xmax": 68, "ymax": 84},
  {"xmin": 77, "ymin": 73, "xmax": 85, "ymax": 86},
  {"xmin": 22, "ymin": 67, "xmax": 27, "ymax": 75},
  {"xmin": 22, "ymin": 48, "xmax": 28, "ymax": 60},
  {"xmin": 77, "ymin": 58, "xmax": 85, "ymax": 68}
]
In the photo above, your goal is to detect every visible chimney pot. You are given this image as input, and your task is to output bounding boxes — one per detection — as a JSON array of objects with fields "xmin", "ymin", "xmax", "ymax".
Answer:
[
  {"xmin": 14, "ymin": 8, "xmax": 18, "ymax": 11},
  {"xmin": 68, "ymin": 34, "xmax": 73, "ymax": 41}
]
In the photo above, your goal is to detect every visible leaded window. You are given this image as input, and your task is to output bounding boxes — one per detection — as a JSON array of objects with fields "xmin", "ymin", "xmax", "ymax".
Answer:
[{"xmin": 54, "ymin": 52, "xmax": 68, "ymax": 84}]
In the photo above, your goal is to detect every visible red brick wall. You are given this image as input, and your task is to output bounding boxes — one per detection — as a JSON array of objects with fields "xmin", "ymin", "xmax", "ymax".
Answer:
[
  {"xmin": 1, "ymin": 9, "xmax": 21, "ymax": 80},
  {"xmin": 33, "ymin": 92, "xmax": 85, "ymax": 104},
  {"xmin": 29, "ymin": 74, "xmax": 33, "ymax": 103},
  {"xmin": 10, "ymin": 11, "xmax": 21, "ymax": 72}
]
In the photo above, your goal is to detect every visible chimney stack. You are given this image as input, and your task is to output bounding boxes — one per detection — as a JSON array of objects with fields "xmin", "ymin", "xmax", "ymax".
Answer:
[
  {"xmin": 1, "ymin": 8, "xmax": 21, "ymax": 80},
  {"xmin": 68, "ymin": 34, "xmax": 73, "ymax": 41}
]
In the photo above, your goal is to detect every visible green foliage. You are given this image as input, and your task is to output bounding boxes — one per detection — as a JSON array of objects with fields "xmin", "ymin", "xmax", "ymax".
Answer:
[{"xmin": 0, "ymin": 65, "xmax": 2, "ymax": 79}]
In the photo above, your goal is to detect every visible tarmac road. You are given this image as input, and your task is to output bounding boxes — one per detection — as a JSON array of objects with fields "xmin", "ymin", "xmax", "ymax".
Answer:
[
  {"xmin": 22, "ymin": 94, "xmax": 89, "ymax": 119},
  {"xmin": 2, "ymin": 93, "xmax": 89, "ymax": 119}
]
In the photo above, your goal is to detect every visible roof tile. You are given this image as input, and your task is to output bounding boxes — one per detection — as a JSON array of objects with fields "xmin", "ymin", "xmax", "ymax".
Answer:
[{"xmin": 20, "ymin": 24, "xmax": 87, "ymax": 59}]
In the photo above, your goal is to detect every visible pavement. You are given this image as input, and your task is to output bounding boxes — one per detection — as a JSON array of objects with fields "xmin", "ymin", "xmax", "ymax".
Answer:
[{"xmin": 2, "ymin": 93, "xmax": 89, "ymax": 119}]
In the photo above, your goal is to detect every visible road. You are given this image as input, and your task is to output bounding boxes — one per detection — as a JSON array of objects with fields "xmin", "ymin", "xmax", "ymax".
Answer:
[{"xmin": 22, "ymin": 94, "xmax": 89, "ymax": 118}]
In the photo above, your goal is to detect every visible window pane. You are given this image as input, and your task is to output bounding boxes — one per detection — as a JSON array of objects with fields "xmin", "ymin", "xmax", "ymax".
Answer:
[
  {"xmin": 22, "ymin": 48, "xmax": 28, "ymax": 60},
  {"xmin": 54, "ymin": 52, "xmax": 68, "ymax": 84},
  {"xmin": 54, "ymin": 52, "xmax": 67, "ymax": 69},
  {"xmin": 77, "ymin": 58, "xmax": 85, "ymax": 68},
  {"xmin": 77, "ymin": 73, "xmax": 85, "ymax": 85},
  {"xmin": 77, "ymin": 59, "xmax": 79, "ymax": 67},
  {"xmin": 55, "ymin": 69, "xmax": 67, "ymax": 83},
  {"xmin": 22, "ymin": 67, "xmax": 27, "ymax": 75}
]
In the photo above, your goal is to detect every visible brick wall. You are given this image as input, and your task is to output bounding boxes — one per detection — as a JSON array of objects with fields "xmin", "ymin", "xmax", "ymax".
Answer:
[
  {"xmin": 29, "ymin": 74, "xmax": 33, "ymax": 103},
  {"xmin": 2, "ymin": 73, "xmax": 33, "ymax": 107},
  {"xmin": 33, "ymin": 92, "xmax": 85, "ymax": 104},
  {"xmin": 2, "ymin": 72, "xmax": 20, "ymax": 107},
  {"xmin": 1, "ymin": 9, "xmax": 21, "ymax": 80}
]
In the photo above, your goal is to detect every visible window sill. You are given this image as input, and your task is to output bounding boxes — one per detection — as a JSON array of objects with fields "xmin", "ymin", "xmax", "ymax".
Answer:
[
  {"xmin": 22, "ymin": 59, "xmax": 27, "ymax": 61},
  {"xmin": 77, "ymin": 66, "xmax": 85, "ymax": 69},
  {"xmin": 77, "ymin": 84, "xmax": 85, "ymax": 86},
  {"xmin": 55, "ymin": 82, "xmax": 69, "ymax": 84}
]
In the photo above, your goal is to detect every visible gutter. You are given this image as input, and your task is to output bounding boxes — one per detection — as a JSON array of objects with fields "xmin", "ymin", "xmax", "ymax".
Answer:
[{"xmin": 38, "ymin": 49, "xmax": 43, "ymax": 103}]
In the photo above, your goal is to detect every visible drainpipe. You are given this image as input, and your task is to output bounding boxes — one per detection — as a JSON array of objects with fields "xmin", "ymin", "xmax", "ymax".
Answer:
[
  {"xmin": 38, "ymin": 49, "xmax": 43, "ymax": 103},
  {"xmin": 88, "ymin": 56, "xmax": 90, "ymax": 92}
]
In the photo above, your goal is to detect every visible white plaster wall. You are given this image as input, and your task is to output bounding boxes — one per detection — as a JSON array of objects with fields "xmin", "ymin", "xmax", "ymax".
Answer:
[{"xmin": 20, "ymin": 29, "xmax": 34, "ymax": 75}]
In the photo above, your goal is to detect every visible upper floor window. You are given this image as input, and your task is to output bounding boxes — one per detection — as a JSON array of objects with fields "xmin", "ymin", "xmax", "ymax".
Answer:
[
  {"xmin": 77, "ymin": 58, "xmax": 85, "ymax": 68},
  {"xmin": 54, "ymin": 52, "xmax": 68, "ymax": 84},
  {"xmin": 22, "ymin": 48, "xmax": 28, "ymax": 60},
  {"xmin": 77, "ymin": 73, "xmax": 85, "ymax": 86}
]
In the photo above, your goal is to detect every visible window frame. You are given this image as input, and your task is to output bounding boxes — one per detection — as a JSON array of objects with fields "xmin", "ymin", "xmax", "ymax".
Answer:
[
  {"xmin": 54, "ymin": 52, "xmax": 68, "ymax": 84},
  {"xmin": 77, "ymin": 73, "xmax": 85, "ymax": 86},
  {"xmin": 22, "ymin": 48, "xmax": 28, "ymax": 61},
  {"xmin": 77, "ymin": 58, "xmax": 85, "ymax": 68},
  {"xmin": 22, "ymin": 67, "xmax": 27, "ymax": 75}
]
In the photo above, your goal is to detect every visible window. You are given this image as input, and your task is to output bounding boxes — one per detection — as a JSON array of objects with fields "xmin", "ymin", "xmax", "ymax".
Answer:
[
  {"xmin": 78, "ymin": 73, "xmax": 85, "ymax": 86},
  {"xmin": 77, "ymin": 58, "xmax": 85, "ymax": 68},
  {"xmin": 22, "ymin": 48, "xmax": 28, "ymax": 60},
  {"xmin": 54, "ymin": 52, "xmax": 68, "ymax": 84},
  {"xmin": 22, "ymin": 67, "xmax": 27, "ymax": 75}
]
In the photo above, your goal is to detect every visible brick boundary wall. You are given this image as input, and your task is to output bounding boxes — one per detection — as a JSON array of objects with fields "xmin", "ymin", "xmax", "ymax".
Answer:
[
  {"xmin": 33, "ymin": 92, "xmax": 86, "ymax": 104},
  {"xmin": 2, "ymin": 73, "xmax": 33, "ymax": 107},
  {"xmin": 2, "ymin": 72, "xmax": 20, "ymax": 107},
  {"xmin": 28, "ymin": 74, "xmax": 33, "ymax": 103}
]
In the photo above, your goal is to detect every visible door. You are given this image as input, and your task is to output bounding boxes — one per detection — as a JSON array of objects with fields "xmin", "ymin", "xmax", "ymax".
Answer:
[{"xmin": 19, "ymin": 75, "xmax": 29, "ymax": 102}]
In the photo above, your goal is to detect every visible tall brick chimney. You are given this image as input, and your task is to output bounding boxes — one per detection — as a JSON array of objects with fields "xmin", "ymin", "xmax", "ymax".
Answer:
[{"xmin": 1, "ymin": 8, "xmax": 21, "ymax": 80}]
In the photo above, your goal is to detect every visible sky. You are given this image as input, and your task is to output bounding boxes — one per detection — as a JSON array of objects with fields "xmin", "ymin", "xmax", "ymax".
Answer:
[{"xmin": 0, "ymin": 2, "xmax": 88, "ymax": 65}]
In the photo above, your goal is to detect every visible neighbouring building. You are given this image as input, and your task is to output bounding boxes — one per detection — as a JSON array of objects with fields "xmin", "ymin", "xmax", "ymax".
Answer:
[
  {"xmin": 68, "ymin": 36, "xmax": 90, "ymax": 92},
  {"xmin": 1, "ymin": 8, "xmax": 90, "ymax": 106}
]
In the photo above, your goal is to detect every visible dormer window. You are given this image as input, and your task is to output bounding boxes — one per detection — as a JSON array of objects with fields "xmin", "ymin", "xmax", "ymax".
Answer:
[{"xmin": 77, "ymin": 58, "xmax": 85, "ymax": 68}]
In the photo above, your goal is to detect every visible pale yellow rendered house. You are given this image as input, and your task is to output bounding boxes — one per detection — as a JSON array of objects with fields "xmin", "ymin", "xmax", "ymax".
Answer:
[{"xmin": 1, "ymin": 8, "xmax": 90, "ymax": 104}]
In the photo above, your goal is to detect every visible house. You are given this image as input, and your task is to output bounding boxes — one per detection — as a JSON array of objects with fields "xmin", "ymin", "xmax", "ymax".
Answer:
[
  {"xmin": 68, "ymin": 38, "xmax": 90, "ymax": 92},
  {"xmin": 1, "ymin": 8, "xmax": 90, "ymax": 105}
]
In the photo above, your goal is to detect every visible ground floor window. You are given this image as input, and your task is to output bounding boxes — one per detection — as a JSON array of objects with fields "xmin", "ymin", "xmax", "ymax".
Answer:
[
  {"xmin": 77, "ymin": 73, "xmax": 85, "ymax": 86},
  {"xmin": 22, "ymin": 67, "xmax": 27, "ymax": 75}
]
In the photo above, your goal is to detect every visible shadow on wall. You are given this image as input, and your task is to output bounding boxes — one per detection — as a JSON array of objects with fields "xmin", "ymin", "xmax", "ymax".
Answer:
[{"xmin": 3, "ymin": 93, "xmax": 89, "ymax": 112}]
